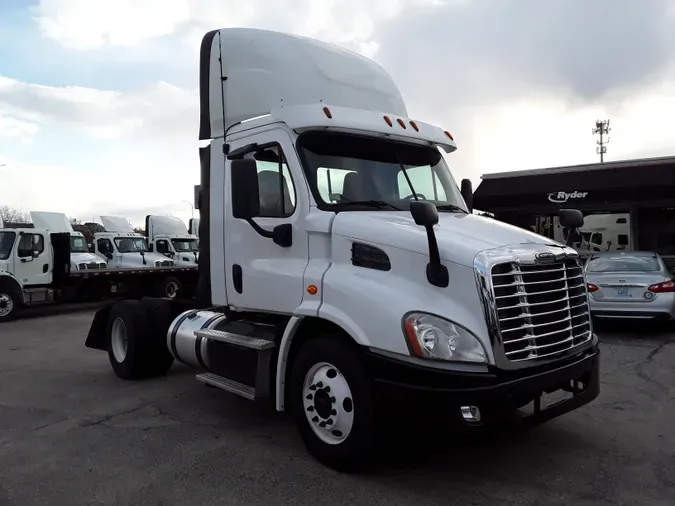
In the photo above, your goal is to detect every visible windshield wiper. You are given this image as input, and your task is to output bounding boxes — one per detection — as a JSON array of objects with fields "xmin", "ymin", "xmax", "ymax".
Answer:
[
  {"xmin": 337, "ymin": 200, "xmax": 402, "ymax": 211},
  {"xmin": 435, "ymin": 204, "xmax": 468, "ymax": 214}
]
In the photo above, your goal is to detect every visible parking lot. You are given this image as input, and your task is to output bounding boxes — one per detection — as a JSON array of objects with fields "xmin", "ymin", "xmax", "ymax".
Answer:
[{"xmin": 1, "ymin": 307, "xmax": 674, "ymax": 506}]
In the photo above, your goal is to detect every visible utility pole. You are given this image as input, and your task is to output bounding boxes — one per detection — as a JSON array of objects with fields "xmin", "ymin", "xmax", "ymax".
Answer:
[{"xmin": 592, "ymin": 119, "xmax": 610, "ymax": 163}]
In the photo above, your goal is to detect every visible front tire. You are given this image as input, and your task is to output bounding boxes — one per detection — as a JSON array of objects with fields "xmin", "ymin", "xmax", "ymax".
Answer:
[
  {"xmin": 106, "ymin": 300, "xmax": 174, "ymax": 379},
  {"xmin": 289, "ymin": 336, "xmax": 376, "ymax": 473},
  {"xmin": 0, "ymin": 283, "xmax": 22, "ymax": 323},
  {"xmin": 157, "ymin": 276, "xmax": 181, "ymax": 299}
]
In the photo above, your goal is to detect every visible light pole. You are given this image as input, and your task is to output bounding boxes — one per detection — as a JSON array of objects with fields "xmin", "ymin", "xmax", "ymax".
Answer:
[{"xmin": 182, "ymin": 200, "xmax": 194, "ymax": 218}]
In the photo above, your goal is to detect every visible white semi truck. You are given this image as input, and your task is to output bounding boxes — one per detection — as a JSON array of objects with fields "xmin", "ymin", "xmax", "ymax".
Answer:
[
  {"xmin": 84, "ymin": 28, "xmax": 600, "ymax": 472},
  {"xmin": 145, "ymin": 214, "xmax": 199, "ymax": 267}
]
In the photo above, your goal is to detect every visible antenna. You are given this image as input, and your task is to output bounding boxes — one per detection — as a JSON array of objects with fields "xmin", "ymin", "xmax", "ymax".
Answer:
[{"xmin": 592, "ymin": 119, "xmax": 610, "ymax": 163}]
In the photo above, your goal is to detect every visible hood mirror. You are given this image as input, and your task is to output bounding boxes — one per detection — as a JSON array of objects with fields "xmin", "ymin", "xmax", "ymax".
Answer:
[{"xmin": 410, "ymin": 201, "xmax": 448, "ymax": 288}]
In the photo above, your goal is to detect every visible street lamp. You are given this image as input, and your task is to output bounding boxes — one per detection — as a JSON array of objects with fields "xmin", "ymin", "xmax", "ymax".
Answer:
[{"xmin": 182, "ymin": 200, "xmax": 194, "ymax": 218}]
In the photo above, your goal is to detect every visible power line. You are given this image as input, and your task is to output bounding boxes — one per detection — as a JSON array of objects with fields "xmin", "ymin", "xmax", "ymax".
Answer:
[{"xmin": 592, "ymin": 119, "xmax": 610, "ymax": 163}]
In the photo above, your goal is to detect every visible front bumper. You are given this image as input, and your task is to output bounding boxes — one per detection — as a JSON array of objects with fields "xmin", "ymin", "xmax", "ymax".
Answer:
[{"xmin": 366, "ymin": 344, "xmax": 600, "ymax": 427}]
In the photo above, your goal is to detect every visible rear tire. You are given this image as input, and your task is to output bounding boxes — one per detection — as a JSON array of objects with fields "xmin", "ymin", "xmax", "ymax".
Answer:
[
  {"xmin": 289, "ymin": 336, "xmax": 376, "ymax": 473},
  {"xmin": 0, "ymin": 282, "xmax": 22, "ymax": 323},
  {"xmin": 106, "ymin": 299, "xmax": 174, "ymax": 379}
]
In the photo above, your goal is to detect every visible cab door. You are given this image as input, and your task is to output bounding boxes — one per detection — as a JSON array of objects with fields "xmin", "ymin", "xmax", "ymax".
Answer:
[
  {"xmin": 223, "ymin": 128, "xmax": 310, "ymax": 313},
  {"xmin": 14, "ymin": 232, "xmax": 51, "ymax": 286}
]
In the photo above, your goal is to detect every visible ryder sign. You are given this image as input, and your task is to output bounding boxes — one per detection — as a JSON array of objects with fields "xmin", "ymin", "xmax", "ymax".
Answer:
[{"xmin": 548, "ymin": 190, "xmax": 588, "ymax": 204}]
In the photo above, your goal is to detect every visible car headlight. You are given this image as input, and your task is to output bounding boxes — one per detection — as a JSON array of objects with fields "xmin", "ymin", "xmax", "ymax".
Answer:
[{"xmin": 403, "ymin": 312, "xmax": 487, "ymax": 363}]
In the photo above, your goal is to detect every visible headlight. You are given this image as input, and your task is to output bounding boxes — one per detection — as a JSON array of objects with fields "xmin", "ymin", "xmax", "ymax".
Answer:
[{"xmin": 403, "ymin": 312, "xmax": 487, "ymax": 363}]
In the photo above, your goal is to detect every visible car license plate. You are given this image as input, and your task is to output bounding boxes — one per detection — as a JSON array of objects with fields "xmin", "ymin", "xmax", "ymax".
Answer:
[{"xmin": 616, "ymin": 288, "xmax": 632, "ymax": 297}]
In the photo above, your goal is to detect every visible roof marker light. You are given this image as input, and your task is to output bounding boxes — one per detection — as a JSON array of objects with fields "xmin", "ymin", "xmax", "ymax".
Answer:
[
  {"xmin": 444, "ymin": 130, "xmax": 454, "ymax": 141},
  {"xmin": 323, "ymin": 107, "xmax": 332, "ymax": 119},
  {"xmin": 383, "ymin": 115, "xmax": 393, "ymax": 127},
  {"xmin": 397, "ymin": 118, "xmax": 407, "ymax": 129},
  {"xmin": 410, "ymin": 121, "xmax": 419, "ymax": 132}
]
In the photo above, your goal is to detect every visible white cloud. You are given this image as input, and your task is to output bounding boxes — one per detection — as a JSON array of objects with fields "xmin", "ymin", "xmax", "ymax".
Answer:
[
  {"xmin": 33, "ymin": 0, "xmax": 191, "ymax": 50},
  {"xmin": 35, "ymin": 0, "xmax": 449, "ymax": 57},
  {"xmin": 0, "ymin": 76, "xmax": 196, "ymax": 140},
  {"xmin": 0, "ymin": 115, "xmax": 40, "ymax": 143}
]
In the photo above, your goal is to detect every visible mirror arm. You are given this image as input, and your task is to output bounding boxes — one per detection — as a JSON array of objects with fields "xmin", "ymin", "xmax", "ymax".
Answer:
[
  {"xmin": 424, "ymin": 225, "xmax": 449, "ymax": 288},
  {"xmin": 246, "ymin": 218, "xmax": 274, "ymax": 239}
]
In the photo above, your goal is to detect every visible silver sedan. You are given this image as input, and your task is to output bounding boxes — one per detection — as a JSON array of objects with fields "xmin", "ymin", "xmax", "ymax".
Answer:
[{"xmin": 584, "ymin": 251, "xmax": 675, "ymax": 320}]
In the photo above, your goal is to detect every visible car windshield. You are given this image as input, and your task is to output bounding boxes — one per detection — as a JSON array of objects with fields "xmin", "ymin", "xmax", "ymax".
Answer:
[
  {"xmin": 297, "ymin": 132, "xmax": 468, "ymax": 212},
  {"xmin": 586, "ymin": 255, "xmax": 661, "ymax": 273},
  {"xmin": 114, "ymin": 237, "xmax": 149, "ymax": 253},
  {"xmin": 0, "ymin": 231, "xmax": 16, "ymax": 260},
  {"xmin": 70, "ymin": 236, "xmax": 90, "ymax": 253},
  {"xmin": 171, "ymin": 239, "xmax": 199, "ymax": 252}
]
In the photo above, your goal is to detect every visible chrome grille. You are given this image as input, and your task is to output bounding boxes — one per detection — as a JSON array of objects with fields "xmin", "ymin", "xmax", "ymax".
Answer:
[
  {"xmin": 491, "ymin": 257, "xmax": 592, "ymax": 362},
  {"xmin": 79, "ymin": 262, "xmax": 106, "ymax": 270}
]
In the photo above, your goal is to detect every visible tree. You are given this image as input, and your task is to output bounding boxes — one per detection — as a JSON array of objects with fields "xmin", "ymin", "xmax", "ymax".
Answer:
[{"xmin": 0, "ymin": 206, "xmax": 29, "ymax": 225}]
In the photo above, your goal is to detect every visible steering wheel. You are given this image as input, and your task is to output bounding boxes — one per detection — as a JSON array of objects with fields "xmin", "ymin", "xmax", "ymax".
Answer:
[{"xmin": 402, "ymin": 193, "xmax": 427, "ymax": 201}]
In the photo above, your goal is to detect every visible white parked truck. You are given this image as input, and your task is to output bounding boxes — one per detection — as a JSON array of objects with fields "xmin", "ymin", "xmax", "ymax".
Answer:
[
  {"xmin": 30, "ymin": 211, "xmax": 108, "ymax": 271},
  {"xmin": 84, "ymin": 28, "xmax": 600, "ymax": 472},
  {"xmin": 146, "ymin": 214, "xmax": 199, "ymax": 267}
]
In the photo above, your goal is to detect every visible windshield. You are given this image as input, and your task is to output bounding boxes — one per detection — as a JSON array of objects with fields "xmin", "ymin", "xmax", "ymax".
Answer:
[
  {"xmin": 70, "ymin": 236, "xmax": 90, "ymax": 253},
  {"xmin": 0, "ymin": 231, "xmax": 16, "ymax": 260},
  {"xmin": 171, "ymin": 239, "xmax": 199, "ymax": 252},
  {"xmin": 114, "ymin": 237, "xmax": 149, "ymax": 253},
  {"xmin": 587, "ymin": 255, "xmax": 661, "ymax": 273},
  {"xmin": 297, "ymin": 132, "xmax": 468, "ymax": 212}
]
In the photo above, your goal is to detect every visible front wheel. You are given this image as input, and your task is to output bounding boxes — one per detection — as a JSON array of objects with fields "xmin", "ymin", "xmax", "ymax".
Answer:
[
  {"xmin": 0, "ymin": 283, "xmax": 22, "ymax": 323},
  {"xmin": 289, "ymin": 336, "xmax": 376, "ymax": 473},
  {"xmin": 156, "ymin": 276, "xmax": 181, "ymax": 299}
]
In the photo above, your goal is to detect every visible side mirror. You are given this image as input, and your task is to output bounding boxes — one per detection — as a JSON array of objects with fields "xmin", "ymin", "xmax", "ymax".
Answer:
[
  {"xmin": 410, "ymin": 201, "xmax": 439, "ymax": 227},
  {"xmin": 558, "ymin": 208, "xmax": 584, "ymax": 229},
  {"xmin": 460, "ymin": 179, "xmax": 473, "ymax": 213},
  {"xmin": 32, "ymin": 250, "xmax": 40, "ymax": 258},
  {"xmin": 105, "ymin": 252, "xmax": 113, "ymax": 260},
  {"xmin": 231, "ymin": 158, "xmax": 260, "ymax": 219},
  {"xmin": 409, "ymin": 201, "xmax": 448, "ymax": 288}
]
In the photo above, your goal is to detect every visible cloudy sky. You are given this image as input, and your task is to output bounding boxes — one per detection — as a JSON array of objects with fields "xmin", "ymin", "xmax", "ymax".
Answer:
[{"xmin": 1, "ymin": 0, "xmax": 675, "ymax": 226}]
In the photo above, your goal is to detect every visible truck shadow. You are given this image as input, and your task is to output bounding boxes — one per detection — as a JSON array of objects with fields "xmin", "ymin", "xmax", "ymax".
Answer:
[{"xmin": 15, "ymin": 301, "xmax": 107, "ymax": 320}]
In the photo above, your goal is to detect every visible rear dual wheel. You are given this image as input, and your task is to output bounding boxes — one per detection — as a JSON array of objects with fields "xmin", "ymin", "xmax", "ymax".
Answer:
[{"xmin": 106, "ymin": 299, "xmax": 174, "ymax": 379}]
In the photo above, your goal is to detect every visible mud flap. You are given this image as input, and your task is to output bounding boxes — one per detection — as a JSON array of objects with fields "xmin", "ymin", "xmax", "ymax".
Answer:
[{"xmin": 85, "ymin": 298, "xmax": 124, "ymax": 350}]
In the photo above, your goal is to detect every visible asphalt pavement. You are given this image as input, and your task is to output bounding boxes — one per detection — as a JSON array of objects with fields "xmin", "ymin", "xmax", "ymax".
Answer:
[{"xmin": 1, "ymin": 307, "xmax": 674, "ymax": 505}]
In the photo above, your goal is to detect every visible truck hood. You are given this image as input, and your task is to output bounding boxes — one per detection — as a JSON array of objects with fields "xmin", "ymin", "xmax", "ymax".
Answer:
[
  {"xmin": 116, "ymin": 252, "xmax": 174, "ymax": 268},
  {"xmin": 331, "ymin": 211, "xmax": 560, "ymax": 267},
  {"xmin": 71, "ymin": 252, "xmax": 105, "ymax": 266}
]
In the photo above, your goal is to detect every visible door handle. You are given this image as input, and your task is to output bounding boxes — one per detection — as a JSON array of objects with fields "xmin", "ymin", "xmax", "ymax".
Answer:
[{"xmin": 43, "ymin": 264, "xmax": 49, "ymax": 273}]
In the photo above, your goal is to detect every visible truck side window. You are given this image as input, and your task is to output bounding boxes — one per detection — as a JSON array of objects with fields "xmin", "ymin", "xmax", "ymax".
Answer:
[
  {"xmin": 250, "ymin": 145, "xmax": 296, "ymax": 218},
  {"xmin": 98, "ymin": 238, "xmax": 113, "ymax": 254},
  {"xmin": 17, "ymin": 234, "xmax": 34, "ymax": 258},
  {"xmin": 32, "ymin": 234, "xmax": 45, "ymax": 254},
  {"xmin": 156, "ymin": 240, "xmax": 169, "ymax": 254}
]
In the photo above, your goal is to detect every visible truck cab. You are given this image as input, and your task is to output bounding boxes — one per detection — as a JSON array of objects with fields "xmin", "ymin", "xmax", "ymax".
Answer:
[
  {"xmin": 145, "ymin": 215, "xmax": 199, "ymax": 267},
  {"xmin": 85, "ymin": 27, "xmax": 600, "ymax": 473},
  {"xmin": 92, "ymin": 216, "xmax": 174, "ymax": 269},
  {"xmin": 29, "ymin": 211, "xmax": 107, "ymax": 271}
]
